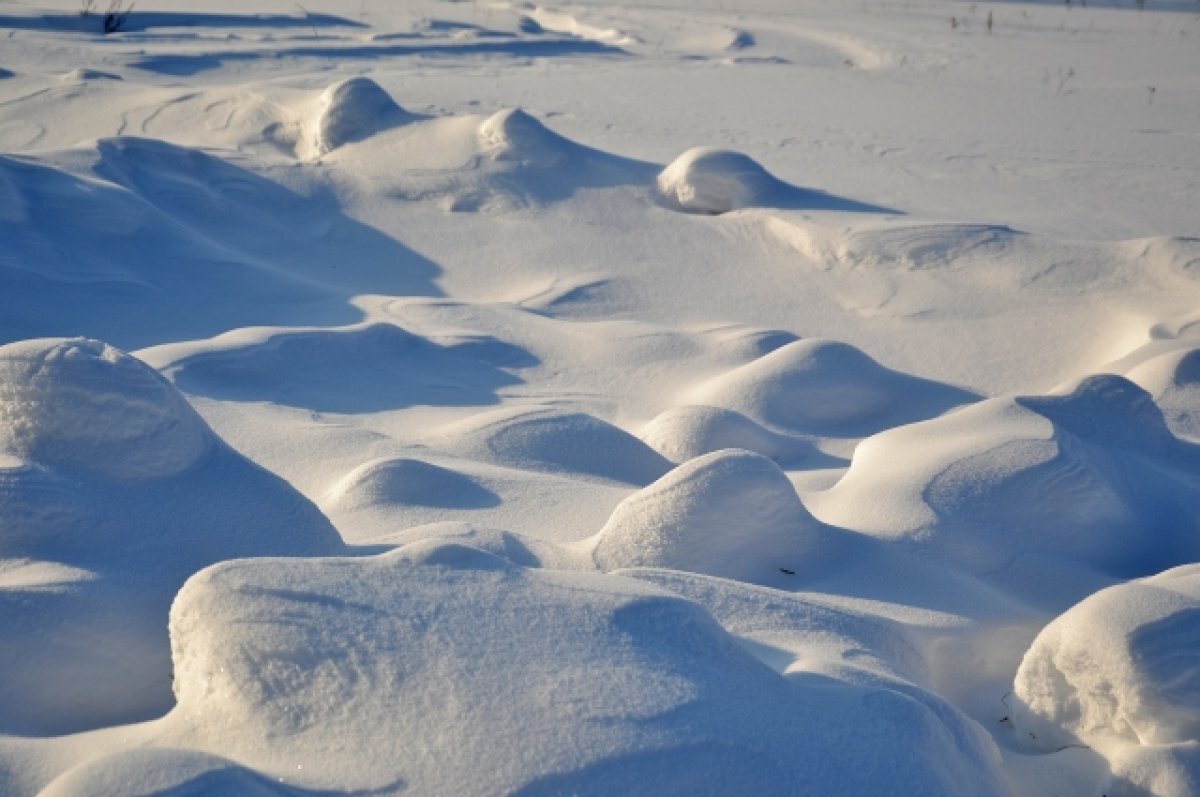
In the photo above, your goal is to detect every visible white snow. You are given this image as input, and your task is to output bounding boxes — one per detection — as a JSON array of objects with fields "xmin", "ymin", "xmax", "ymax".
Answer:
[
  {"xmin": 656, "ymin": 147, "xmax": 783, "ymax": 214},
  {"xmin": 0, "ymin": 0, "xmax": 1198, "ymax": 794},
  {"xmin": 591, "ymin": 449, "xmax": 833, "ymax": 585}
]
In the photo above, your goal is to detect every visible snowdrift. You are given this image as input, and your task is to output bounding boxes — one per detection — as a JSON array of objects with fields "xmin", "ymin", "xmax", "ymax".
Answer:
[{"xmin": 0, "ymin": 338, "xmax": 341, "ymax": 735}]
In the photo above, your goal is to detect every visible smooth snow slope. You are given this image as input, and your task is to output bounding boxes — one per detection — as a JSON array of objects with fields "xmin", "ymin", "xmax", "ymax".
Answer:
[{"xmin": 0, "ymin": 0, "xmax": 1198, "ymax": 795}]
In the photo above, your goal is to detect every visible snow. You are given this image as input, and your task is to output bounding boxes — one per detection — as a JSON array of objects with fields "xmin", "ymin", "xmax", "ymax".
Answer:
[
  {"xmin": 591, "ymin": 449, "xmax": 833, "ymax": 585},
  {"xmin": 309, "ymin": 76, "xmax": 414, "ymax": 158},
  {"xmin": 0, "ymin": 0, "xmax": 1198, "ymax": 794},
  {"xmin": 1010, "ymin": 566, "xmax": 1200, "ymax": 796},
  {"xmin": 656, "ymin": 147, "xmax": 783, "ymax": 214}
]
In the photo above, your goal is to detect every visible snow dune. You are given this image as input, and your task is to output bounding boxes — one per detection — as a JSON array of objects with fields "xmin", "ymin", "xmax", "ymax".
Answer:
[{"xmin": 0, "ymin": 0, "xmax": 1198, "ymax": 795}]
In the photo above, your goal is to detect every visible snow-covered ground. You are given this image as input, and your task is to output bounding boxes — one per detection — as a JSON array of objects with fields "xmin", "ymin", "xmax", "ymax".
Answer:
[{"xmin": 1, "ymin": 0, "xmax": 1199, "ymax": 794}]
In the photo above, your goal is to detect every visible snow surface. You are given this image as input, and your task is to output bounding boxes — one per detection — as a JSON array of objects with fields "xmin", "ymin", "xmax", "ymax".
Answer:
[{"xmin": 0, "ymin": 0, "xmax": 1198, "ymax": 794}]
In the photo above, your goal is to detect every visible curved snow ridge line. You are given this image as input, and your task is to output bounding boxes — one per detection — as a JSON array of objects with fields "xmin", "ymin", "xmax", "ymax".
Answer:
[
  {"xmin": 789, "ymin": 28, "xmax": 888, "ymax": 70},
  {"xmin": 517, "ymin": 4, "xmax": 640, "ymax": 46},
  {"xmin": 765, "ymin": 217, "xmax": 1024, "ymax": 271},
  {"xmin": 129, "ymin": 35, "xmax": 631, "ymax": 77}
]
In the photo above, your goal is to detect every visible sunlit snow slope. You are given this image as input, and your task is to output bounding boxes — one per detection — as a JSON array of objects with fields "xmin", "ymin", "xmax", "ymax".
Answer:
[{"xmin": 1, "ymin": 0, "xmax": 1199, "ymax": 795}]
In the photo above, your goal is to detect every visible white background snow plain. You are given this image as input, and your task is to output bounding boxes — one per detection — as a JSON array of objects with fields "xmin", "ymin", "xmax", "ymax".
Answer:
[{"xmin": 1, "ymin": 0, "xmax": 1199, "ymax": 794}]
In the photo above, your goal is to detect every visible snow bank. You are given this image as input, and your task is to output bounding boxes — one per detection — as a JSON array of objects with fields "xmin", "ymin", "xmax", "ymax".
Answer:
[
  {"xmin": 0, "ymin": 338, "xmax": 341, "ymax": 735},
  {"xmin": 693, "ymin": 338, "xmax": 977, "ymax": 438},
  {"xmin": 151, "ymin": 545, "xmax": 1011, "ymax": 796},
  {"xmin": 1011, "ymin": 565, "xmax": 1200, "ymax": 752},
  {"xmin": 311, "ymin": 77, "xmax": 413, "ymax": 157},
  {"xmin": 814, "ymin": 375, "xmax": 1200, "ymax": 601},
  {"xmin": 591, "ymin": 449, "xmax": 832, "ymax": 585},
  {"xmin": 656, "ymin": 147, "xmax": 784, "ymax": 214},
  {"xmin": 0, "ymin": 338, "xmax": 206, "ymax": 480}
]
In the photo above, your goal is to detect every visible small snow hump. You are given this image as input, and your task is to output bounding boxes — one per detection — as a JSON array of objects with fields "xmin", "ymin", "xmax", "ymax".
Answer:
[
  {"xmin": 656, "ymin": 146, "xmax": 780, "ymax": 214},
  {"xmin": 591, "ymin": 448, "xmax": 826, "ymax": 584},
  {"xmin": 1011, "ymin": 565, "xmax": 1200, "ymax": 752},
  {"xmin": 0, "ymin": 338, "xmax": 208, "ymax": 480},
  {"xmin": 477, "ymin": 107, "xmax": 570, "ymax": 168},
  {"xmin": 312, "ymin": 76, "xmax": 411, "ymax": 157}
]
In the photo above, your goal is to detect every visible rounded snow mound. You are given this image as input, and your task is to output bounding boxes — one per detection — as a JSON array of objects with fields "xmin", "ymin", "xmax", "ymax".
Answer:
[
  {"xmin": 324, "ymin": 456, "xmax": 498, "ymax": 511},
  {"xmin": 591, "ymin": 449, "xmax": 827, "ymax": 584},
  {"xmin": 656, "ymin": 147, "xmax": 781, "ymax": 214},
  {"xmin": 0, "ymin": 338, "xmax": 207, "ymax": 480},
  {"xmin": 442, "ymin": 406, "xmax": 672, "ymax": 485},
  {"xmin": 312, "ymin": 76, "xmax": 411, "ymax": 156},
  {"xmin": 1012, "ymin": 565, "xmax": 1200, "ymax": 750},
  {"xmin": 477, "ymin": 108, "xmax": 571, "ymax": 168},
  {"xmin": 694, "ymin": 338, "xmax": 977, "ymax": 437},
  {"xmin": 640, "ymin": 404, "xmax": 812, "ymax": 464}
]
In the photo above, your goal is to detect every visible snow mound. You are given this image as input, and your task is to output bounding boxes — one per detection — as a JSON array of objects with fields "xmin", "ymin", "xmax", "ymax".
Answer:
[
  {"xmin": 477, "ymin": 107, "xmax": 571, "ymax": 168},
  {"xmin": 1011, "ymin": 565, "xmax": 1200, "ymax": 751},
  {"xmin": 311, "ymin": 76, "xmax": 412, "ymax": 156},
  {"xmin": 39, "ymin": 749, "xmax": 291, "ymax": 797},
  {"xmin": 640, "ymin": 404, "xmax": 816, "ymax": 465},
  {"xmin": 814, "ymin": 375, "xmax": 1200, "ymax": 599},
  {"xmin": 0, "ymin": 338, "xmax": 207, "ymax": 480},
  {"xmin": 0, "ymin": 340, "xmax": 342, "ymax": 735},
  {"xmin": 656, "ymin": 147, "xmax": 783, "ymax": 214},
  {"xmin": 324, "ymin": 456, "xmax": 499, "ymax": 511},
  {"xmin": 158, "ymin": 548, "xmax": 1009, "ymax": 796},
  {"xmin": 441, "ymin": 406, "xmax": 672, "ymax": 484},
  {"xmin": 693, "ymin": 338, "xmax": 977, "ymax": 437},
  {"xmin": 591, "ymin": 449, "xmax": 831, "ymax": 584}
]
